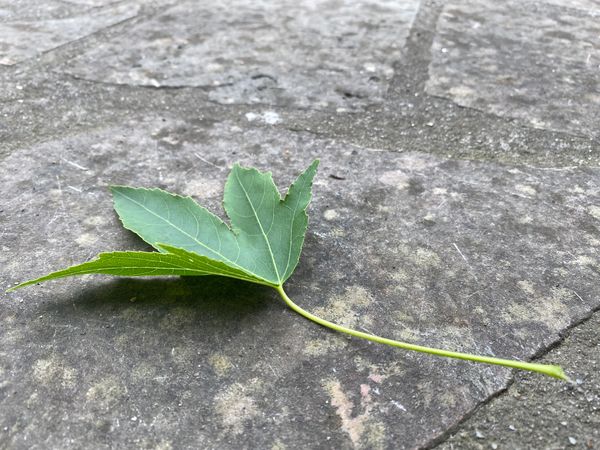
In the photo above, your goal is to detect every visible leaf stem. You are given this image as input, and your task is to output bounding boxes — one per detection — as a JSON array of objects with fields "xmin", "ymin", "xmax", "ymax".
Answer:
[{"xmin": 276, "ymin": 286, "xmax": 568, "ymax": 381}]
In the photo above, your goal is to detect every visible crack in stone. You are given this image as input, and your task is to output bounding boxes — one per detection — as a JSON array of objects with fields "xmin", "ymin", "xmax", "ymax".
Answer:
[{"xmin": 427, "ymin": 303, "xmax": 600, "ymax": 449}]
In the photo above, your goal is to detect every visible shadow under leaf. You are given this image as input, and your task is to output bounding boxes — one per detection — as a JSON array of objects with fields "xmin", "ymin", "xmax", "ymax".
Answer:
[{"xmin": 36, "ymin": 275, "xmax": 276, "ymax": 325}]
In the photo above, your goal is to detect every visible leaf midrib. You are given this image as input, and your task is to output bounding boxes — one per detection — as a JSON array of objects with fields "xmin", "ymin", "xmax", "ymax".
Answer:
[{"xmin": 234, "ymin": 170, "xmax": 282, "ymax": 285}]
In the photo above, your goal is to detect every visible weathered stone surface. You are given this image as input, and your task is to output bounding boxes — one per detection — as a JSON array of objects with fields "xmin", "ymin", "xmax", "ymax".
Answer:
[
  {"xmin": 1, "ymin": 0, "xmax": 600, "ymax": 448},
  {"xmin": 0, "ymin": 1, "xmax": 140, "ymax": 65},
  {"xmin": 61, "ymin": 0, "xmax": 420, "ymax": 109},
  {"xmin": 439, "ymin": 311, "xmax": 600, "ymax": 450},
  {"xmin": 426, "ymin": 0, "xmax": 600, "ymax": 138},
  {"xmin": 2, "ymin": 119, "xmax": 599, "ymax": 449},
  {"xmin": 541, "ymin": 0, "xmax": 600, "ymax": 11}
]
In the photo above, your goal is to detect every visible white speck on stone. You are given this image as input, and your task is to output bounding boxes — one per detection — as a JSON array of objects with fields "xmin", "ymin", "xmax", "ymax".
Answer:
[
  {"xmin": 517, "ymin": 280, "xmax": 536, "ymax": 295},
  {"xmin": 491, "ymin": 444, "xmax": 498, "ymax": 450},
  {"xmin": 245, "ymin": 111, "xmax": 281, "ymax": 125},
  {"xmin": 83, "ymin": 216, "xmax": 108, "ymax": 227},
  {"xmin": 131, "ymin": 417, "xmax": 137, "ymax": 421},
  {"xmin": 245, "ymin": 112, "xmax": 259, "ymax": 122},
  {"xmin": 323, "ymin": 209, "xmax": 339, "ymax": 221},
  {"xmin": 262, "ymin": 111, "xmax": 281, "ymax": 125},
  {"xmin": 363, "ymin": 63, "xmax": 377, "ymax": 72},
  {"xmin": 475, "ymin": 430, "xmax": 484, "ymax": 439},
  {"xmin": 161, "ymin": 135, "xmax": 179, "ymax": 145},
  {"xmin": 205, "ymin": 62, "xmax": 223, "ymax": 72},
  {"xmin": 383, "ymin": 66, "xmax": 394, "ymax": 78},
  {"xmin": 587, "ymin": 205, "xmax": 600, "ymax": 220},
  {"xmin": 573, "ymin": 255, "xmax": 596, "ymax": 268},
  {"xmin": 509, "ymin": 425, "xmax": 516, "ymax": 431},
  {"xmin": 517, "ymin": 215, "xmax": 533, "ymax": 224},
  {"xmin": 568, "ymin": 436, "xmax": 577, "ymax": 445},
  {"xmin": 515, "ymin": 184, "xmax": 537, "ymax": 197},
  {"xmin": 75, "ymin": 233, "xmax": 98, "ymax": 247},
  {"xmin": 379, "ymin": 170, "xmax": 410, "ymax": 190},
  {"xmin": 449, "ymin": 85, "xmax": 475, "ymax": 99}
]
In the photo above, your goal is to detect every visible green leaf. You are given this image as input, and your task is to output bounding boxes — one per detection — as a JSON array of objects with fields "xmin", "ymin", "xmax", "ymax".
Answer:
[
  {"xmin": 11, "ymin": 160, "xmax": 319, "ymax": 290},
  {"xmin": 112, "ymin": 160, "xmax": 319, "ymax": 286},
  {"xmin": 7, "ymin": 244, "xmax": 270, "ymax": 292}
]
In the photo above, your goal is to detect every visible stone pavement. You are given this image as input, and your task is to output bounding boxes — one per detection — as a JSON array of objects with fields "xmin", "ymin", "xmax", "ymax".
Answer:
[{"xmin": 1, "ymin": 1, "xmax": 598, "ymax": 449}]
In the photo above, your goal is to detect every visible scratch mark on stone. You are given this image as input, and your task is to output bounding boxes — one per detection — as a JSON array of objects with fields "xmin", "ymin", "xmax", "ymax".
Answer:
[
  {"xmin": 435, "ymin": 198, "xmax": 447, "ymax": 209},
  {"xmin": 452, "ymin": 242, "xmax": 478, "ymax": 281},
  {"xmin": 194, "ymin": 152, "xmax": 223, "ymax": 170},
  {"xmin": 465, "ymin": 288, "xmax": 485, "ymax": 298},
  {"xmin": 61, "ymin": 157, "xmax": 89, "ymax": 171},
  {"xmin": 267, "ymin": 363, "xmax": 278, "ymax": 377},
  {"xmin": 390, "ymin": 400, "xmax": 407, "ymax": 411}
]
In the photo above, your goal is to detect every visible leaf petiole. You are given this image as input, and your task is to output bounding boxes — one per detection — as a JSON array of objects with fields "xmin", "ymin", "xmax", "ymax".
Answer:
[{"xmin": 276, "ymin": 285, "xmax": 568, "ymax": 381}]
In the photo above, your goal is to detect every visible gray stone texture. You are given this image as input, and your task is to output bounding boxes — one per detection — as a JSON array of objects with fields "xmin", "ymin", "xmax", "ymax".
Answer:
[
  {"xmin": 439, "ymin": 310, "xmax": 600, "ymax": 450},
  {"xmin": 1, "ymin": 0, "xmax": 599, "ymax": 449},
  {"xmin": 426, "ymin": 0, "xmax": 600, "ymax": 138},
  {"xmin": 2, "ymin": 119, "xmax": 599, "ymax": 449},
  {"xmin": 0, "ymin": 1, "xmax": 141, "ymax": 65},
  {"xmin": 543, "ymin": 0, "xmax": 600, "ymax": 11},
  {"xmin": 61, "ymin": 0, "xmax": 420, "ymax": 109}
]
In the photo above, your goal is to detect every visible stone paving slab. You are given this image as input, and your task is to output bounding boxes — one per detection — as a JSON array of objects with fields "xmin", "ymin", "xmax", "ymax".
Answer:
[
  {"xmin": 60, "ymin": 0, "xmax": 420, "ymax": 110},
  {"xmin": 0, "ymin": 1, "xmax": 141, "ymax": 66},
  {"xmin": 426, "ymin": 0, "xmax": 600, "ymax": 138},
  {"xmin": 1, "ymin": 0, "xmax": 600, "ymax": 448},
  {"xmin": 2, "ymin": 118, "xmax": 599, "ymax": 449},
  {"xmin": 439, "ymin": 311, "xmax": 600, "ymax": 449}
]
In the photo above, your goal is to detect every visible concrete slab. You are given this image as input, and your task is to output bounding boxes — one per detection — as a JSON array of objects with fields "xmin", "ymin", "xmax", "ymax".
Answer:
[
  {"xmin": 60, "ymin": 0, "xmax": 420, "ymax": 109},
  {"xmin": 426, "ymin": 0, "xmax": 600, "ymax": 138},
  {"xmin": 1, "ymin": 0, "xmax": 599, "ymax": 448},
  {"xmin": 2, "ymin": 118, "xmax": 599, "ymax": 449},
  {"xmin": 439, "ymin": 311, "xmax": 600, "ymax": 449},
  {"xmin": 0, "ymin": 1, "xmax": 140, "ymax": 66}
]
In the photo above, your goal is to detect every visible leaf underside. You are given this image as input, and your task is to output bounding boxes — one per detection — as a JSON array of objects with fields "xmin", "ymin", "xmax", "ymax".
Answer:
[{"xmin": 9, "ymin": 160, "xmax": 319, "ymax": 291}]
